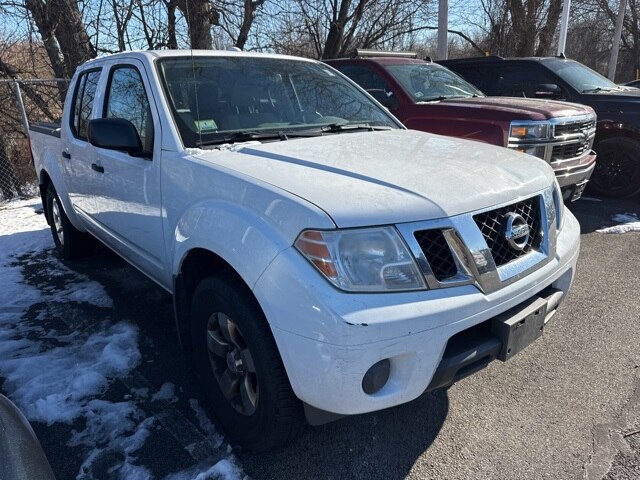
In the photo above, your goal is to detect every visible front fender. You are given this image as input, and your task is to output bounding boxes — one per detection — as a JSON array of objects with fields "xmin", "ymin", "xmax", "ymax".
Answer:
[{"xmin": 170, "ymin": 198, "xmax": 334, "ymax": 290}]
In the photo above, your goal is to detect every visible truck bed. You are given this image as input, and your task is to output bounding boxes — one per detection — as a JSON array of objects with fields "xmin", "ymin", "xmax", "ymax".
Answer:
[{"xmin": 29, "ymin": 122, "xmax": 61, "ymax": 138}]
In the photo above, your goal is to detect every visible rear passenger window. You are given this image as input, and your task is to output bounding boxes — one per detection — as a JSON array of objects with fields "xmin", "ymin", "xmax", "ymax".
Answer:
[
  {"xmin": 104, "ymin": 66, "xmax": 154, "ymax": 153},
  {"xmin": 71, "ymin": 69, "xmax": 101, "ymax": 140}
]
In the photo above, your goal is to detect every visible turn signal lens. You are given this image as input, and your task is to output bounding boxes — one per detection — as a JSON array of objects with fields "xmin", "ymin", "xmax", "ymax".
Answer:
[
  {"xmin": 294, "ymin": 231, "xmax": 338, "ymax": 279},
  {"xmin": 511, "ymin": 126, "xmax": 528, "ymax": 137}
]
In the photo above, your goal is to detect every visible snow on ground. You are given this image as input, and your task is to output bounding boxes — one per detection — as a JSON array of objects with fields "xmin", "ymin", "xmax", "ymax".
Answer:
[
  {"xmin": 0, "ymin": 198, "xmax": 243, "ymax": 479},
  {"xmin": 597, "ymin": 213, "xmax": 640, "ymax": 234}
]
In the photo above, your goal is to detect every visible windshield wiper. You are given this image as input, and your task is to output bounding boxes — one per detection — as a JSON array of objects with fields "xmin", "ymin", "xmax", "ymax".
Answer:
[
  {"xmin": 319, "ymin": 123, "xmax": 393, "ymax": 133},
  {"xmin": 581, "ymin": 87, "xmax": 614, "ymax": 93},
  {"xmin": 196, "ymin": 129, "xmax": 321, "ymax": 147},
  {"xmin": 417, "ymin": 95, "xmax": 470, "ymax": 103}
]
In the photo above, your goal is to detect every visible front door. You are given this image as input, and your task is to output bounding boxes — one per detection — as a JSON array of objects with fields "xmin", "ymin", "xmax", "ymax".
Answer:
[{"xmin": 91, "ymin": 60, "xmax": 165, "ymax": 281}]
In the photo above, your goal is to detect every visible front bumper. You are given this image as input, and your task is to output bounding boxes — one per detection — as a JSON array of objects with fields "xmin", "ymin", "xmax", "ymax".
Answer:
[
  {"xmin": 553, "ymin": 150, "xmax": 597, "ymax": 201},
  {"xmin": 253, "ymin": 210, "xmax": 580, "ymax": 416}
]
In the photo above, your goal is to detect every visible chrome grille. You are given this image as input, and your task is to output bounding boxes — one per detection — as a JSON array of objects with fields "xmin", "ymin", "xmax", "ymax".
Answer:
[
  {"xmin": 474, "ymin": 197, "xmax": 543, "ymax": 267},
  {"xmin": 550, "ymin": 118, "xmax": 596, "ymax": 163},
  {"xmin": 414, "ymin": 229, "xmax": 458, "ymax": 281},
  {"xmin": 554, "ymin": 120, "xmax": 595, "ymax": 137},
  {"xmin": 551, "ymin": 142, "xmax": 589, "ymax": 159}
]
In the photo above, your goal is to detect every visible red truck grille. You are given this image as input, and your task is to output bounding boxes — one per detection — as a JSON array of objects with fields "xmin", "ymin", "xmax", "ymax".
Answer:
[
  {"xmin": 551, "ymin": 141, "xmax": 590, "ymax": 160},
  {"xmin": 553, "ymin": 120, "xmax": 596, "ymax": 137},
  {"xmin": 549, "ymin": 118, "xmax": 596, "ymax": 163}
]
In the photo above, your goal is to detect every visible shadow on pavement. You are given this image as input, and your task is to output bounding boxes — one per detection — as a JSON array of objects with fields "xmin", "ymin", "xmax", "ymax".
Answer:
[
  {"xmin": 569, "ymin": 196, "xmax": 639, "ymax": 234},
  {"xmin": 240, "ymin": 390, "xmax": 449, "ymax": 480}
]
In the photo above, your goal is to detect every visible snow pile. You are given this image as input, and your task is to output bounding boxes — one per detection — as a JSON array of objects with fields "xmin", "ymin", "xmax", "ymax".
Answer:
[
  {"xmin": 190, "ymin": 399, "xmax": 224, "ymax": 449},
  {"xmin": 165, "ymin": 458, "xmax": 245, "ymax": 480},
  {"xmin": 596, "ymin": 213, "xmax": 640, "ymax": 234},
  {"xmin": 0, "ymin": 321, "xmax": 141, "ymax": 423},
  {"xmin": 0, "ymin": 198, "xmax": 244, "ymax": 480},
  {"xmin": 151, "ymin": 382, "xmax": 177, "ymax": 403}
]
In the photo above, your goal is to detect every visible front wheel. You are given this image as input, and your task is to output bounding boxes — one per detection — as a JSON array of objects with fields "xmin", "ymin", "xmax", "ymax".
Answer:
[
  {"xmin": 189, "ymin": 273, "xmax": 305, "ymax": 452},
  {"xmin": 45, "ymin": 183, "xmax": 95, "ymax": 259},
  {"xmin": 589, "ymin": 137, "xmax": 640, "ymax": 198}
]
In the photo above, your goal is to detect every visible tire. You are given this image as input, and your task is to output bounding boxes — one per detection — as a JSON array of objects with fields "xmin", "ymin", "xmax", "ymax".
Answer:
[
  {"xmin": 589, "ymin": 137, "xmax": 640, "ymax": 198},
  {"xmin": 45, "ymin": 183, "xmax": 95, "ymax": 260},
  {"xmin": 189, "ymin": 273, "xmax": 305, "ymax": 452}
]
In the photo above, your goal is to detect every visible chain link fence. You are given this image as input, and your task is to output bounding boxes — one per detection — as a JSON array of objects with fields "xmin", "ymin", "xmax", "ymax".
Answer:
[{"xmin": 0, "ymin": 79, "xmax": 68, "ymax": 203}]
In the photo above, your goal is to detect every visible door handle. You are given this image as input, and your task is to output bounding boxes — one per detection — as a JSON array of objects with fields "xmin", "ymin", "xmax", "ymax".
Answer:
[
  {"xmin": 91, "ymin": 163, "xmax": 104, "ymax": 173},
  {"xmin": 62, "ymin": 151, "xmax": 71, "ymax": 159}
]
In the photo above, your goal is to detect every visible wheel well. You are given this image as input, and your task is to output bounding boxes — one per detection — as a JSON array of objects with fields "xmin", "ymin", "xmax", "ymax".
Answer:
[
  {"xmin": 39, "ymin": 170, "xmax": 52, "ymax": 225},
  {"xmin": 174, "ymin": 248, "xmax": 254, "ymax": 351},
  {"xmin": 595, "ymin": 126, "xmax": 640, "ymax": 146}
]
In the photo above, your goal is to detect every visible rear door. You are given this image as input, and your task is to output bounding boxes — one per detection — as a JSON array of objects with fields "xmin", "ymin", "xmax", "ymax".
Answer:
[
  {"xmin": 91, "ymin": 60, "xmax": 165, "ymax": 280},
  {"xmin": 62, "ymin": 68, "xmax": 102, "ymax": 216}
]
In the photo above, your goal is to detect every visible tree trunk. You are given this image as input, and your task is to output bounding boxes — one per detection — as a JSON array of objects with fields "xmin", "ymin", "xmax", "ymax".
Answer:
[
  {"xmin": 322, "ymin": 0, "xmax": 352, "ymax": 59},
  {"xmin": 236, "ymin": 0, "xmax": 265, "ymax": 50},
  {"xmin": 176, "ymin": 0, "xmax": 218, "ymax": 49},
  {"xmin": 24, "ymin": 0, "xmax": 96, "ymax": 78},
  {"xmin": 535, "ymin": 0, "xmax": 562, "ymax": 56},
  {"xmin": 166, "ymin": 0, "xmax": 178, "ymax": 49}
]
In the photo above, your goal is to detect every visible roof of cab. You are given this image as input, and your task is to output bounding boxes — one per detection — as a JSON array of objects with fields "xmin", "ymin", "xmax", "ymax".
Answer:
[{"xmin": 79, "ymin": 49, "xmax": 320, "ymax": 68}]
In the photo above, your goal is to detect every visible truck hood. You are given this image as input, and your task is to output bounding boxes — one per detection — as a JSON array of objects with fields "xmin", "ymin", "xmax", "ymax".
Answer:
[
  {"xmin": 195, "ymin": 130, "xmax": 555, "ymax": 228},
  {"xmin": 437, "ymin": 96, "xmax": 594, "ymax": 121}
]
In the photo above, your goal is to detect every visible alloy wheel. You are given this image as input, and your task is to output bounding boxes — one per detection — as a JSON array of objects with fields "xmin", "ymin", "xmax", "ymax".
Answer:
[{"xmin": 206, "ymin": 312, "xmax": 258, "ymax": 416}]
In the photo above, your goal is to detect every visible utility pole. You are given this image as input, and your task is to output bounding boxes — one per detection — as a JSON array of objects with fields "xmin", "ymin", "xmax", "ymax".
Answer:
[
  {"xmin": 437, "ymin": 0, "xmax": 448, "ymax": 60},
  {"xmin": 557, "ymin": 0, "xmax": 571, "ymax": 56},
  {"xmin": 608, "ymin": 0, "xmax": 627, "ymax": 81}
]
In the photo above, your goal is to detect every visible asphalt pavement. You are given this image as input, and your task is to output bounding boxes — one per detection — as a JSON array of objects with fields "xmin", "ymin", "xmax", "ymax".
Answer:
[{"xmin": 3, "ymin": 195, "xmax": 640, "ymax": 479}]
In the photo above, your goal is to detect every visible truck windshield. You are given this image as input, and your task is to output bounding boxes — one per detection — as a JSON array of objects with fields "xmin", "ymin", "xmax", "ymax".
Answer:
[
  {"xmin": 550, "ymin": 60, "xmax": 621, "ymax": 93},
  {"xmin": 157, "ymin": 56, "xmax": 399, "ymax": 147},
  {"xmin": 385, "ymin": 63, "xmax": 484, "ymax": 102}
]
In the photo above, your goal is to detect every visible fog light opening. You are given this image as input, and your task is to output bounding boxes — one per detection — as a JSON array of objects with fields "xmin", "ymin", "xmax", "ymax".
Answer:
[{"xmin": 362, "ymin": 359, "xmax": 391, "ymax": 395}]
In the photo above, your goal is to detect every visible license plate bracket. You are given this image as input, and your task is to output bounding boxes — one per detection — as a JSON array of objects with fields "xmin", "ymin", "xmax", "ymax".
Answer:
[{"xmin": 491, "ymin": 296, "xmax": 547, "ymax": 361}]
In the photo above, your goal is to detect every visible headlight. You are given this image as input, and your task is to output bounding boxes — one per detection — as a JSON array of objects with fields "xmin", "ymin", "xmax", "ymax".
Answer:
[
  {"xmin": 509, "ymin": 123, "xmax": 550, "ymax": 141},
  {"xmin": 295, "ymin": 227, "xmax": 426, "ymax": 292},
  {"xmin": 553, "ymin": 180, "xmax": 565, "ymax": 230}
]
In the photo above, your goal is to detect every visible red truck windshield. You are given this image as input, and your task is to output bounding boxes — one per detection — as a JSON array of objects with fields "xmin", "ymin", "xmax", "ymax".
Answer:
[
  {"xmin": 385, "ymin": 63, "xmax": 483, "ymax": 102},
  {"xmin": 157, "ymin": 56, "xmax": 399, "ymax": 148}
]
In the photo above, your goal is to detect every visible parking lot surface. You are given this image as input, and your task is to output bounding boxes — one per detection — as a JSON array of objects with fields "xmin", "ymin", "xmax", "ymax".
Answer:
[{"xmin": 0, "ymin": 196, "xmax": 639, "ymax": 479}]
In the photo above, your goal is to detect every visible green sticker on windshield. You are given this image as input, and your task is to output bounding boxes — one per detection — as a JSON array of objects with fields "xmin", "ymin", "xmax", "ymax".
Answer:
[{"xmin": 195, "ymin": 119, "xmax": 218, "ymax": 132}]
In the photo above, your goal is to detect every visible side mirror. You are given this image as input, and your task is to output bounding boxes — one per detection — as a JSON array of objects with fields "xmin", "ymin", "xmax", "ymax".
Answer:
[
  {"xmin": 367, "ymin": 89, "xmax": 399, "ymax": 110},
  {"xmin": 88, "ymin": 118, "xmax": 143, "ymax": 156},
  {"xmin": 535, "ymin": 83, "xmax": 563, "ymax": 99}
]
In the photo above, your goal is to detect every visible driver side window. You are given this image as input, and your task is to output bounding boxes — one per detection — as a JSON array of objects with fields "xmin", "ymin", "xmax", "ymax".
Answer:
[
  {"xmin": 337, "ymin": 65, "xmax": 397, "ymax": 107},
  {"xmin": 104, "ymin": 66, "xmax": 154, "ymax": 154}
]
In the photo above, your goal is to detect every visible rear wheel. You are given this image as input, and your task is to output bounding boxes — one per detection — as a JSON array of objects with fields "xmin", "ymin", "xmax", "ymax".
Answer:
[
  {"xmin": 45, "ymin": 183, "xmax": 95, "ymax": 259},
  {"xmin": 589, "ymin": 137, "xmax": 640, "ymax": 198},
  {"xmin": 189, "ymin": 273, "xmax": 305, "ymax": 452}
]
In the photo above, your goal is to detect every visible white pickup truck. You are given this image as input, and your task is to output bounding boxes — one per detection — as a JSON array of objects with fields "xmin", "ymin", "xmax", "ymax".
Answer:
[{"xmin": 30, "ymin": 50, "xmax": 580, "ymax": 451}]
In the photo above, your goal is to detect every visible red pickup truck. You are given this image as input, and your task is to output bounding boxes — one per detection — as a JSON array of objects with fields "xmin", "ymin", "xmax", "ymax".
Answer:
[{"xmin": 325, "ymin": 52, "xmax": 597, "ymax": 201}]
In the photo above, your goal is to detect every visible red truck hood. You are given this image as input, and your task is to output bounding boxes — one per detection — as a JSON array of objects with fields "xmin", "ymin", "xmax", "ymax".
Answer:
[{"xmin": 435, "ymin": 96, "xmax": 594, "ymax": 121}]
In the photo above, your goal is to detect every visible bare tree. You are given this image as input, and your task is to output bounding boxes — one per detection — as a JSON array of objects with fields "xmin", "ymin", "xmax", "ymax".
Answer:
[
  {"xmin": 24, "ymin": 0, "xmax": 96, "ymax": 77},
  {"xmin": 475, "ymin": 0, "xmax": 564, "ymax": 56},
  {"xmin": 176, "ymin": 0, "xmax": 219, "ymax": 48}
]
